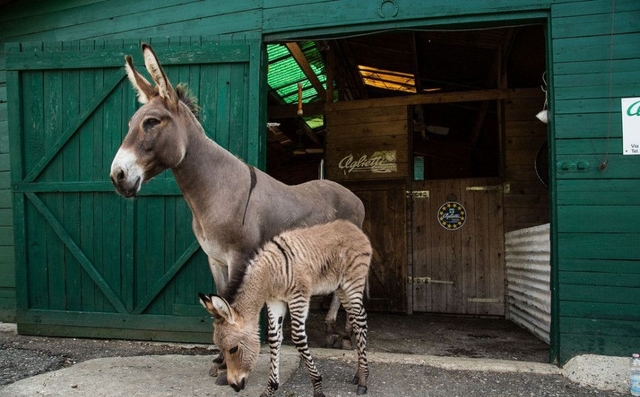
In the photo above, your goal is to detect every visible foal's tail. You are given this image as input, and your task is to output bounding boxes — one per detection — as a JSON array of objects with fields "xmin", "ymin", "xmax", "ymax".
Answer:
[{"xmin": 364, "ymin": 269, "xmax": 371, "ymax": 300}]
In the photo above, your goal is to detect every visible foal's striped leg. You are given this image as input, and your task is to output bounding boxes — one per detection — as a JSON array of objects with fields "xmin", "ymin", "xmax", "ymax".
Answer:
[
  {"xmin": 288, "ymin": 295, "xmax": 325, "ymax": 397},
  {"xmin": 337, "ymin": 287, "xmax": 369, "ymax": 395},
  {"xmin": 262, "ymin": 301, "xmax": 287, "ymax": 397}
]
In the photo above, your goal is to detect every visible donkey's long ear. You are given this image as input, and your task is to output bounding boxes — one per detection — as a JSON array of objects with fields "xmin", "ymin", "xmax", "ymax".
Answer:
[
  {"xmin": 125, "ymin": 55, "xmax": 155, "ymax": 104},
  {"xmin": 141, "ymin": 43, "xmax": 179, "ymax": 106},
  {"xmin": 198, "ymin": 293, "xmax": 236, "ymax": 324}
]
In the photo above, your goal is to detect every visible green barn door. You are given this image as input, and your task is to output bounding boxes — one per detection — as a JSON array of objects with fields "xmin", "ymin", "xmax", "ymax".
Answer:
[{"xmin": 6, "ymin": 37, "xmax": 266, "ymax": 342}]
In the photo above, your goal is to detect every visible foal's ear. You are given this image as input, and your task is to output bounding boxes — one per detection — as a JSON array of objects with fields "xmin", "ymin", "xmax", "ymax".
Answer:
[
  {"xmin": 141, "ymin": 43, "xmax": 179, "ymax": 107},
  {"xmin": 124, "ymin": 54, "xmax": 155, "ymax": 104},
  {"xmin": 198, "ymin": 293, "xmax": 236, "ymax": 324}
]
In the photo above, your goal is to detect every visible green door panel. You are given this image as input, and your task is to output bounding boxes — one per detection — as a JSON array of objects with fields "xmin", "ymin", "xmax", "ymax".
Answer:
[{"xmin": 7, "ymin": 37, "xmax": 266, "ymax": 342}]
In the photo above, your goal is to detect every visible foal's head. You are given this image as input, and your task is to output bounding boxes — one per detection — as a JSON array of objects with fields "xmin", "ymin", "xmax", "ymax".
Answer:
[
  {"xmin": 110, "ymin": 43, "xmax": 200, "ymax": 198},
  {"xmin": 199, "ymin": 293, "xmax": 260, "ymax": 392}
]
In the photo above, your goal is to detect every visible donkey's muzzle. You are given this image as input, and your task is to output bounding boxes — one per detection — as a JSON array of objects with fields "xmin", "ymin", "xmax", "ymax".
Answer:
[{"xmin": 110, "ymin": 167, "xmax": 141, "ymax": 198}]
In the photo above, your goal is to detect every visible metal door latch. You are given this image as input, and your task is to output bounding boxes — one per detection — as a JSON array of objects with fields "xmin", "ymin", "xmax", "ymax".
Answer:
[
  {"xmin": 408, "ymin": 276, "xmax": 453, "ymax": 285},
  {"xmin": 465, "ymin": 183, "xmax": 510, "ymax": 193}
]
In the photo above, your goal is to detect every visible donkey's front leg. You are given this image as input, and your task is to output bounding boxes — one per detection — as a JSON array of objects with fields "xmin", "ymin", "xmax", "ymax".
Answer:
[
  {"xmin": 290, "ymin": 298, "xmax": 325, "ymax": 397},
  {"xmin": 261, "ymin": 301, "xmax": 287, "ymax": 397},
  {"xmin": 207, "ymin": 258, "xmax": 230, "ymax": 384}
]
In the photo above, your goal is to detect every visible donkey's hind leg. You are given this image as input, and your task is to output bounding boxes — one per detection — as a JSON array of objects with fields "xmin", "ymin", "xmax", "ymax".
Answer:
[
  {"xmin": 324, "ymin": 293, "xmax": 340, "ymax": 348},
  {"xmin": 324, "ymin": 293, "xmax": 354, "ymax": 349},
  {"xmin": 336, "ymin": 288, "xmax": 369, "ymax": 395}
]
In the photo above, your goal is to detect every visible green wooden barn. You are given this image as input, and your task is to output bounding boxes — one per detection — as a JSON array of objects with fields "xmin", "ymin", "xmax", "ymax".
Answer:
[{"xmin": 0, "ymin": 0, "xmax": 638, "ymax": 365}]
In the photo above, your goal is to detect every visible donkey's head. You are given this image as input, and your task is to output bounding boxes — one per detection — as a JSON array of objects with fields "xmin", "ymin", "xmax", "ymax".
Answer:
[
  {"xmin": 110, "ymin": 43, "xmax": 200, "ymax": 198},
  {"xmin": 199, "ymin": 293, "xmax": 260, "ymax": 392}
]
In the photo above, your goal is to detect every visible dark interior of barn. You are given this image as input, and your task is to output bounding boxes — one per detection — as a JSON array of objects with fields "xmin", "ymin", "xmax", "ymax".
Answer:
[{"xmin": 266, "ymin": 24, "xmax": 547, "ymax": 184}]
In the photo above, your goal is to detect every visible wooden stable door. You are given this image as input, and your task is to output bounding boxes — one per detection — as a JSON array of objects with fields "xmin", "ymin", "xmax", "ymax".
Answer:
[
  {"xmin": 411, "ymin": 178, "xmax": 505, "ymax": 316},
  {"xmin": 348, "ymin": 181, "xmax": 407, "ymax": 313}
]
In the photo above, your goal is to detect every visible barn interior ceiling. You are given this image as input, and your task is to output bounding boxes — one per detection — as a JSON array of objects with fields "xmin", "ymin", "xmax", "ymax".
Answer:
[{"xmin": 266, "ymin": 24, "xmax": 546, "ymax": 160}]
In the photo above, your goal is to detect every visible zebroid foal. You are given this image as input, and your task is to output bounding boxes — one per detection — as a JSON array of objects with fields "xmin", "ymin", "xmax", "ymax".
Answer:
[{"xmin": 199, "ymin": 219, "xmax": 371, "ymax": 396}]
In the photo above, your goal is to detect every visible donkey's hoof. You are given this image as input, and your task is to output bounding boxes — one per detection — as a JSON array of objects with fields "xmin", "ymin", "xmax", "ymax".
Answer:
[
  {"xmin": 325, "ymin": 333, "xmax": 339, "ymax": 348},
  {"xmin": 357, "ymin": 385, "xmax": 368, "ymax": 395},
  {"xmin": 215, "ymin": 372, "xmax": 228, "ymax": 386},
  {"xmin": 341, "ymin": 337, "xmax": 352, "ymax": 350}
]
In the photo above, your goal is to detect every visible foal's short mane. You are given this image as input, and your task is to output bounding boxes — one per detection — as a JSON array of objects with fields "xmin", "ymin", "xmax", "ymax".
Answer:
[{"xmin": 175, "ymin": 83, "xmax": 200, "ymax": 119}]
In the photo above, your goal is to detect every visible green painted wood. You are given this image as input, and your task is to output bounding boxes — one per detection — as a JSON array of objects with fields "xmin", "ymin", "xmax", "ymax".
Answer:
[
  {"xmin": 562, "ymin": 258, "xmax": 640, "ymax": 274},
  {"xmin": 17, "ymin": 308, "xmax": 212, "ymax": 334},
  {"xmin": 559, "ymin": 283, "xmax": 640, "ymax": 305},
  {"xmin": 560, "ymin": 301, "xmax": 640, "ymax": 321},
  {"xmin": 8, "ymin": 37, "xmax": 263, "ymax": 341},
  {"xmin": 23, "ymin": 72, "xmax": 124, "ymax": 183},
  {"xmin": 557, "ymin": 180, "xmax": 640, "ymax": 205},
  {"xmin": 1, "ymin": 0, "xmax": 262, "ymax": 41},
  {"xmin": 559, "ymin": 271, "xmax": 640, "ymax": 288},
  {"xmin": 25, "ymin": 192, "xmax": 128, "ymax": 313},
  {"xmin": 557, "ymin": 205, "xmax": 640, "ymax": 232},
  {"xmin": 558, "ymin": 334, "xmax": 640, "ymax": 364},
  {"xmin": 561, "ymin": 316, "xmax": 640, "ymax": 337},
  {"xmin": 558, "ymin": 233, "xmax": 640, "ymax": 260},
  {"xmin": 263, "ymin": 0, "xmax": 551, "ymax": 38},
  {"xmin": 6, "ymin": 44, "xmax": 250, "ymax": 70}
]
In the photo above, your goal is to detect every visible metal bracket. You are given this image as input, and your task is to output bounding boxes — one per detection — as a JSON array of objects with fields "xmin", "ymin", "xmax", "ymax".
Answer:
[{"xmin": 465, "ymin": 183, "xmax": 510, "ymax": 194}]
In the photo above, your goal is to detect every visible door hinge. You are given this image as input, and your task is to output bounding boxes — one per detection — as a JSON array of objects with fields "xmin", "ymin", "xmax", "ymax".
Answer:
[
  {"xmin": 465, "ymin": 183, "xmax": 510, "ymax": 193},
  {"xmin": 408, "ymin": 276, "xmax": 453, "ymax": 285},
  {"xmin": 407, "ymin": 190, "xmax": 429, "ymax": 199}
]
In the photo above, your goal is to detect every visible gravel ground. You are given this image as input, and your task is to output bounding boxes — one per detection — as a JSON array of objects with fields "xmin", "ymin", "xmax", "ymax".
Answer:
[{"xmin": 0, "ymin": 323, "xmax": 214, "ymax": 386}]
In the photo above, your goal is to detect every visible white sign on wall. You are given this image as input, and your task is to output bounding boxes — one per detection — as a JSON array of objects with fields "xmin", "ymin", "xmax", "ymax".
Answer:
[{"xmin": 622, "ymin": 97, "xmax": 640, "ymax": 155}]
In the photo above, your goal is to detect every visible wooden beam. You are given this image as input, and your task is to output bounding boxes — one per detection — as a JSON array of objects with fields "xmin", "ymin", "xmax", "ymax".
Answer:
[
  {"xmin": 285, "ymin": 42, "xmax": 326, "ymax": 99},
  {"xmin": 325, "ymin": 88, "xmax": 539, "ymax": 112}
]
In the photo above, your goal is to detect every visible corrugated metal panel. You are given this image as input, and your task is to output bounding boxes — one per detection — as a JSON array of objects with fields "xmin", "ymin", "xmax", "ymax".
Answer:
[{"xmin": 505, "ymin": 223, "xmax": 550, "ymax": 344}]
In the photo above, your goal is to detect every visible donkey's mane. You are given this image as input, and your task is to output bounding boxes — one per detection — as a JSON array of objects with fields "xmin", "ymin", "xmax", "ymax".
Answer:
[
  {"xmin": 175, "ymin": 83, "xmax": 200, "ymax": 119},
  {"xmin": 224, "ymin": 248, "xmax": 262, "ymax": 304}
]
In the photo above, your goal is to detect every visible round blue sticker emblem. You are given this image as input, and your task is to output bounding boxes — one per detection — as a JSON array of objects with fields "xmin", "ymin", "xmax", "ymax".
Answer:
[{"xmin": 437, "ymin": 201, "xmax": 466, "ymax": 230}]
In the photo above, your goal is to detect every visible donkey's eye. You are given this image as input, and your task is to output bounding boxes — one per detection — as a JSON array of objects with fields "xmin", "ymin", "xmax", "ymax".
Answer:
[
  {"xmin": 142, "ymin": 117, "xmax": 161, "ymax": 131},
  {"xmin": 229, "ymin": 346, "xmax": 239, "ymax": 354}
]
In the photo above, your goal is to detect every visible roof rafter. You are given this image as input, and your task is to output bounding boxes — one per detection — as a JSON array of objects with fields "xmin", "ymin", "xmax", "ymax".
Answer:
[{"xmin": 285, "ymin": 42, "xmax": 327, "ymax": 100}]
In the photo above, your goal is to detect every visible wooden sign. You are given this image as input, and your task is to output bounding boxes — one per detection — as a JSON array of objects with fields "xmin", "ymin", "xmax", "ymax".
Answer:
[{"xmin": 325, "ymin": 105, "xmax": 408, "ymax": 181}]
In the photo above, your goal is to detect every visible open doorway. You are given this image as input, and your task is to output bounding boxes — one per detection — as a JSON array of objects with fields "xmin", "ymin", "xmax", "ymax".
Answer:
[{"xmin": 264, "ymin": 23, "xmax": 550, "ymax": 346}]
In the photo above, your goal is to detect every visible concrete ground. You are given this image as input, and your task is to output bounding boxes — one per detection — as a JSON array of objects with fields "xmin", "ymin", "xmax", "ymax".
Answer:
[
  {"xmin": 1, "ymin": 346, "xmax": 629, "ymax": 396},
  {"xmin": 0, "ymin": 313, "xmax": 631, "ymax": 396}
]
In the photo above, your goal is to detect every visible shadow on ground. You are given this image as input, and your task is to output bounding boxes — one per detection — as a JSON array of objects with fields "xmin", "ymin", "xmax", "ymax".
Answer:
[{"xmin": 290, "ymin": 310, "xmax": 549, "ymax": 363}]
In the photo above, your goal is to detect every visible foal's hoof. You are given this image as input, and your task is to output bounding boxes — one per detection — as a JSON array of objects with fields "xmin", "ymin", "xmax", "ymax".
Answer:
[
  {"xmin": 208, "ymin": 364, "xmax": 218, "ymax": 377},
  {"xmin": 357, "ymin": 385, "xmax": 368, "ymax": 395}
]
